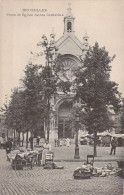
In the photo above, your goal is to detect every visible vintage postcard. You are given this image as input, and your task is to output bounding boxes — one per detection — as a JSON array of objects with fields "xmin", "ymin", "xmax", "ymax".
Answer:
[{"xmin": 0, "ymin": 0, "xmax": 124, "ymax": 194}]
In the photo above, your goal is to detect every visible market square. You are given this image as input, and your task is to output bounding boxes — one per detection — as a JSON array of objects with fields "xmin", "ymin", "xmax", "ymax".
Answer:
[
  {"xmin": 0, "ymin": 144, "xmax": 124, "ymax": 195},
  {"xmin": 1, "ymin": 1, "xmax": 124, "ymax": 195}
]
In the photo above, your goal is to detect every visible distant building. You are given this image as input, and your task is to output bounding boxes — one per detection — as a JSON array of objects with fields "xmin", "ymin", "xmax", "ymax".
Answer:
[
  {"xmin": 0, "ymin": 114, "xmax": 6, "ymax": 139},
  {"xmin": 0, "ymin": 114, "xmax": 13, "ymax": 141},
  {"xmin": 114, "ymin": 98, "xmax": 124, "ymax": 134}
]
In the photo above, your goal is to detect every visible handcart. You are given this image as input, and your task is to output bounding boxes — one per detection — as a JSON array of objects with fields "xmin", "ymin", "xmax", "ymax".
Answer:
[
  {"xmin": 73, "ymin": 167, "xmax": 91, "ymax": 179},
  {"xmin": 73, "ymin": 155, "xmax": 94, "ymax": 179},
  {"xmin": 11, "ymin": 154, "xmax": 33, "ymax": 170}
]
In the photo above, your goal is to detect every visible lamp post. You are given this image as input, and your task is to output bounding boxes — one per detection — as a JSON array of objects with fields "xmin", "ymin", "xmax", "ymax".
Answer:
[{"xmin": 74, "ymin": 113, "xmax": 80, "ymax": 159}]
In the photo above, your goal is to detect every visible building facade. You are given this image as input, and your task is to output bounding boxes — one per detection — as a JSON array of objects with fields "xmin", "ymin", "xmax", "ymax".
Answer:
[
  {"xmin": 113, "ymin": 98, "xmax": 124, "ymax": 134},
  {"xmin": 0, "ymin": 114, "xmax": 13, "ymax": 146},
  {"xmin": 45, "ymin": 5, "xmax": 89, "ymax": 142}
]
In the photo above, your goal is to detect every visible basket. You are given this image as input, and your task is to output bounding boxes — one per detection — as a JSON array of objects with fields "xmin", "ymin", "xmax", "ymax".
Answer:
[{"xmin": 73, "ymin": 168, "xmax": 91, "ymax": 179}]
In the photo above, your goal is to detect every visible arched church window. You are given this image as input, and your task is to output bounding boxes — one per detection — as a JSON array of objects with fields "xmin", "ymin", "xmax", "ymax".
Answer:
[{"xmin": 67, "ymin": 22, "xmax": 72, "ymax": 31}]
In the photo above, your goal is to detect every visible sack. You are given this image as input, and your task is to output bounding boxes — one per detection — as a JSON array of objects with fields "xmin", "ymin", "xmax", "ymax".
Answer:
[
  {"xmin": 44, "ymin": 164, "xmax": 53, "ymax": 169},
  {"xmin": 11, "ymin": 160, "xmax": 23, "ymax": 170}
]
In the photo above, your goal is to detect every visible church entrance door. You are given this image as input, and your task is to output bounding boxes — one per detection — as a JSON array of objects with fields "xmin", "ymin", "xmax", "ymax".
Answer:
[
  {"xmin": 58, "ymin": 100, "xmax": 73, "ymax": 139},
  {"xmin": 58, "ymin": 118, "xmax": 72, "ymax": 139}
]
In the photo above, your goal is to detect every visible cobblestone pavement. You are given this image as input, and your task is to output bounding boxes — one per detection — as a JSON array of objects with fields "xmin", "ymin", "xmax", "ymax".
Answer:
[{"xmin": 0, "ymin": 149, "xmax": 123, "ymax": 195}]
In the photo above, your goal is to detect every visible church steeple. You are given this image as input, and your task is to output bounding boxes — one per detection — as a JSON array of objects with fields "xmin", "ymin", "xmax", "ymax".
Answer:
[{"xmin": 64, "ymin": 3, "xmax": 75, "ymax": 35}]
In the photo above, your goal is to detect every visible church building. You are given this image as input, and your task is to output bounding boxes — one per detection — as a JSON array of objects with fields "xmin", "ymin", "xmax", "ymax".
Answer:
[{"xmin": 46, "ymin": 4, "xmax": 89, "ymax": 142}]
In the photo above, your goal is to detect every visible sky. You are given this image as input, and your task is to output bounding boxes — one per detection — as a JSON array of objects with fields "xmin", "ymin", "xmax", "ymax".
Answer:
[{"xmin": 0, "ymin": 0, "xmax": 124, "ymax": 107}]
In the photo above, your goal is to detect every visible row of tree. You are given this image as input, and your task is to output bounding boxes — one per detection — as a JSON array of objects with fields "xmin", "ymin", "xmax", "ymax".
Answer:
[{"xmin": 1, "ymin": 41, "xmax": 122, "ymax": 156}]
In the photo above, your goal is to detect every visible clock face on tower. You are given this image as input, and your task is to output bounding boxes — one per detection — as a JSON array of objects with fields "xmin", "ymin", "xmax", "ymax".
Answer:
[{"xmin": 58, "ymin": 58, "xmax": 78, "ymax": 81}]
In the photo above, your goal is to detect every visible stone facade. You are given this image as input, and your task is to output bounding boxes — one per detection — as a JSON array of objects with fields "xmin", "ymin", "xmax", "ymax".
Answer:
[{"xmin": 46, "ymin": 5, "xmax": 89, "ymax": 142}]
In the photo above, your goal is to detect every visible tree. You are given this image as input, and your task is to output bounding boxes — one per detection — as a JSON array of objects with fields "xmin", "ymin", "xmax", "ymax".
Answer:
[
  {"xmin": 75, "ymin": 42, "xmax": 121, "ymax": 156},
  {"xmin": 22, "ymin": 54, "xmax": 71, "ymax": 142},
  {"xmin": 22, "ymin": 63, "xmax": 48, "ymax": 148},
  {"xmin": 1, "ymin": 37, "xmax": 72, "ymax": 145},
  {"xmin": 1, "ymin": 89, "xmax": 26, "ymax": 143},
  {"xmin": 1, "ymin": 63, "xmax": 48, "ymax": 149}
]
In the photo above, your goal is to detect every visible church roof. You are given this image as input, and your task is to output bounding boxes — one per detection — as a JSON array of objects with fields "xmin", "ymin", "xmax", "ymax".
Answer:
[
  {"xmin": 56, "ymin": 34, "xmax": 84, "ymax": 50},
  {"xmin": 55, "ymin": 34, "xmax": 84, "ymax": 56}
]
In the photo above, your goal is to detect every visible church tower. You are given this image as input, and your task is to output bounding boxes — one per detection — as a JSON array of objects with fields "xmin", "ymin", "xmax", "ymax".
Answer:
[{"xmin": 64, "ymin": 3, "xmax": 75, "ymax": 35}]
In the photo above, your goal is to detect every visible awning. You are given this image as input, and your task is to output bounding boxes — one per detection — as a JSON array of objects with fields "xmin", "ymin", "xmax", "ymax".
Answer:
[{"xmin": 111, "ymin": 134, "xmax": 124, "ymax": 138}]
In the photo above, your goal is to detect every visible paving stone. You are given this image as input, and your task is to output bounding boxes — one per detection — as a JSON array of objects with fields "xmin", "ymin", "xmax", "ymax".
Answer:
[{"xmin": 0, "ymin": 149, "xmax": 123, "ymax": 195}]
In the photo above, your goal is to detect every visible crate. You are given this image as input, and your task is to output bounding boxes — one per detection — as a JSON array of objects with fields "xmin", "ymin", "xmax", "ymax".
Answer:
[
  {"xmin": 45, "ymin": 152, "xmax": 54, "ymax": 164},
  {"xmin": 87, "ymin": 155, "xmax": 94, "ymax": 165}
]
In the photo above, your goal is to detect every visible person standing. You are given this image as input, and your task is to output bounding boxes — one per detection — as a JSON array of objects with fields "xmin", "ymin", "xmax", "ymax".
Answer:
[
  {"xmin": 6, "ymin": 138, "xmax": 13, "ymax": 160},
  {"xmin": 66, "ymin": 138, "xmax": 70, "ymax": 147},
  {"xmin": 36, "ymin": 137, "xmax": 40, "ymax": 146},
  {"xmin": 41, "ymin": 140, "xmax": 51, "ymax": 166},
  {"xmin": 6, "ymin": 138, "xmax": 13, "ymax": 154},
  {"xmin": 29, "ymin": 136, "xmax": 33, "ymax": 150},
  {"xmin": 110, "ymin": 137, "xmax": 117, "ymax": 155}
]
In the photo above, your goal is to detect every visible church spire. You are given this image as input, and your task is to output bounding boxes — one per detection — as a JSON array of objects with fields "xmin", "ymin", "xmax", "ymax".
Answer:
[
  {"xmin": 64, "ymin": 3, "xmax": 75, "ymax": 35},
  {"xmin": 66, "ymin": 2, "xmax": 72, "ymax": 17}
]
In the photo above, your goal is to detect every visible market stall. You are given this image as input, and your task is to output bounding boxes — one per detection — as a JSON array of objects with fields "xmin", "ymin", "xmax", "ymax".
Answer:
[
  {"xmin": 111, "ymin": 134, "xmax": 124, "ymax": 146},
  {"xmin": 7, "ymin": 147, "xmax": 43, "ymax": 170},
  {"xmin": 73, "ymin": 162, "xmax": 124, "ymax": 179}
]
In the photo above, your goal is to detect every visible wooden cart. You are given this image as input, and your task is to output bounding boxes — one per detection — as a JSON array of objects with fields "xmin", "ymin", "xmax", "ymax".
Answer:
[{"xmin": 11, "ymin": 154, "xmax": 32, "ymax": 170}]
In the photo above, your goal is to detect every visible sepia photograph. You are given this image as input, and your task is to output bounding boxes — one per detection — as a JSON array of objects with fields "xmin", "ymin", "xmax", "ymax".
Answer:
[{"xmin": 0, "ymin": 0, "xmax": 124, "ymax": 194}]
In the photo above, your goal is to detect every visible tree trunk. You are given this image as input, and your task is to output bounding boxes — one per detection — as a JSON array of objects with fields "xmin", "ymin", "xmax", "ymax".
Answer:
[
  {"xmin": 30, "ymin": 139, "xmax": 33, "ymax": 150},
  {"xmin": 22, "ymin": 132, "xmax": 24, "ymax": 146},
  {"xmin": 47, "ymin": 98, "xmax": 50, "ymax": 142},
  {"xmin": 14, "ymin": 128, "xmax": 16, "ymax": 140},
  {"xmin": 26, "ymin": 130, "xmax": 28, "ymax": 148},
  {"xmin": 94, "ymin": 130, "xmax": 97, "ymax": 157},
  {"xmin": 7, "ymin": 129, "xmax": 8, "ymax": 141},
  {"xmin": 18, "ymin": 131, "xmax": 20, "ymax": 146}
]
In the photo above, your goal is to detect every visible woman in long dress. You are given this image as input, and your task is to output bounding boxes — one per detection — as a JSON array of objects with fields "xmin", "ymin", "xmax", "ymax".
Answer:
[
  {"xmin": 66, "ymin": 138, "xmax": 70, "ymax": 147},
  {"xmin": 41, "ymin": 140, "xmax": 51, "ymax": 165}
]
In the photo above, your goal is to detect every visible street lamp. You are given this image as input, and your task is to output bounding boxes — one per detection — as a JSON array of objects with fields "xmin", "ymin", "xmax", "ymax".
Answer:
[{"xmin": 74, "ymin": 113, "xmax": 80, "ymax": 159}]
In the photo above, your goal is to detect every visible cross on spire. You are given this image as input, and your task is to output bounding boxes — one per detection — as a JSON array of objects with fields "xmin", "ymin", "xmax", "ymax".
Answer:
[
  {"xmin": 67, "ymin": 2, "xmax": 72, "ymax": 16},
  {"xmin": 68, "ymin": 2, "xmax": 71, "ymax": 8}
]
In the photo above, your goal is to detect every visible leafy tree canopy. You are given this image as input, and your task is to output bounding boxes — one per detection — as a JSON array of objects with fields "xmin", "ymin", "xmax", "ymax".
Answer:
[{"xmin": 75, "ymin": 42, "xmax": 121, "ymax": 133}]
